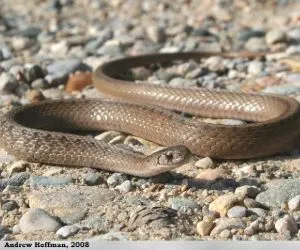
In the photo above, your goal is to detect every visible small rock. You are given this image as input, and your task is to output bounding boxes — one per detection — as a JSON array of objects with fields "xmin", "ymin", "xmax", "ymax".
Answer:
[
  {"xmin": 31, "ymin": 78, "xmax": 48, "ymax": 89},
  {"xmin": 205, "ymin": 56, "xmax": 226, "ymax": 73},
  {"xmin": 26, "ymin": 89, "xmax": 46, "ymax": 103},
  {"xmin": 115, "ymin": 180, "xmax": 132, "ymax": 193},
  {"xmin": 227, "ymin": 206, "xmax": 247, "ymax": 218},
  {"xmin": 107, "ymin": 173, "xmax": 128, "ymax": 187},
  {"xmin": 84, "ymin": 173, "xmax": 101, "ymax": 186},
  {"xmin": 24, "ymin": 65, "xmax": 45, "ymax": 83},
  {"xmin": 288, "ymin": 195, "xmax": 300, "ymax": 211},
  {"xmin": 12, "ymin": 225, "xmax": 21, "ymax": 234},
  {"xmin": 209, "ymin": 193, "xmax": 240, "ymax": 217},
  {"xmin": 2, "ymin": 200, "xmax": 18, "ymax": 211},
  {"xmin": 196, "ymin": 168, "xmax": 227, "ymax": 181},
  {"xmin": 20, "ymin": 27, "xmax": 42, "ymax": 39},
  {"xmin": 146, "ymin": 26, "xmax": 165, "ymax": 43},
  {"xmin": 237, "ymin": 29, "xmax": 265, "ymax": 41},
  {"xmin": 19, "ymin": 208, "xmax": 62, "ymax": 233},
  {"xmin": 247, "ymin": 208, "xmax": 267, "ymax": 217},
  {"xmin": 170, "ymin": 198, "xmax": 200, "ymax": 211},
  {"xmin": 46, "ymin": 59, "xmax": 91, "ymax": 78},
  {"xmin": 56, "ymin": 225, "xmax": 79, "ymax": 238},
  {"xmin": 244, "ymin": 198, "xmax": 268, "ymax": 209},
  {"xmin": 195, "ymin": 157, "xmax": 214, "ymax": 169},
  {"xmin": 7, "ymin": 172, "xmax": 30, "ymax": 186},
  {"xmin": 245, "ymin": 37, "xmax": 268, "ymax": 52},
  {"xmin": 248, "ymin": 61, "xmax": 264, "ymax": 75},
  {"xmin": 210, "ymin": 218, "xmax": 246, "ymax": 236},
  {"xmin": 42, "ymin": 87, "xmax": 64, "ymax": 99},
  {"xmin": 235, "ymin": 186, "xmax": 260, "ymax": 199},
  {"xmin": 196, "ymin": 217, "xmax": 215, "ymax": 236},
  {"xmin": 219, "ymin": 229, "xmax": 232, "ymax": 239},
  {"xmin": 275, "ymin": 215, "xmax": 298, "ymax": 235},
  {"xmin": 244, "ymin": 220, "xmax": 259, "ymax": 236},
  {"xmin": 30, "ymin": 175, "xmax": 74, "ymax": 189},
  {"xmin": 12, "ymin": 37, "xmax": 34, "ymax": 51},
  {"xmin": 0, "ymin": 73, "xmax": 18, "ymax": 93},
  {"xmin": 7, "ymin": 160, "xmax": 29, "ymax": 177},
  {"xmin": 65, "ymin": 72, "xmax": 92, "ymax": 93},
  {"xmin": 266, "ymin": 30, "xmax": 287, "ymax": 45}
]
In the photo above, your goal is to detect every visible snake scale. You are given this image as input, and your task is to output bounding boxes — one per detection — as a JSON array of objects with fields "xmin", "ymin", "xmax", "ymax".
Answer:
[{"xmin": 1, "ymin": 52, "xmax": 300, "ymax": 177}]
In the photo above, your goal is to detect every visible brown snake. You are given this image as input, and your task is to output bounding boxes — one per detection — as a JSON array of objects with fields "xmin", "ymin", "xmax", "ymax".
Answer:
[{"xmin": 1, "ymin": 52, "xmax": 300, "ymax": 177}]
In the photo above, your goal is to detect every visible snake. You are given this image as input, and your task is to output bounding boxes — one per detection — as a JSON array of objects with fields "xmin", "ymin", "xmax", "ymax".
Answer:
[{"xmin": 1, "ymin": 52, "xmax": 300, "ymax": 177}]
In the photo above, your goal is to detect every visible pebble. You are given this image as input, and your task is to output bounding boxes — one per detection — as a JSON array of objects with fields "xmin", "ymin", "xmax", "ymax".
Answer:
[
  {"xmin": 12, "ymin": 225, "xmax": 21, "ymax": 234},
  {"xmin": 275, "ymin": 215, "xmax": 298, "ymax": 235},
  {"xmin": 41, "ymin": 87, "xmax": 64, "ymax": 99},
  {"xmin": 146, "ymin": 26, "xmax": 165, "ymax": 43},
  {"xmin": 7, "ymin": 160, "xmax": 29, "ymax": 177},
  {"xmin": 288, "ymin": 195, "xmax": 300, "ymax": 211},
  {"xmin": 205, "ymin": 56, "xmax": 226, "ymax": 73},
  {"xmin": 244, "ymin": 198, "xmax": 268, "ymax": 209},
  {"xmin": 84, "ymin": 173, "xmax": 101, "ymax": 186},
  {"xmin": 85, "ymin": 29, "xmax": 113, "ymax": 54},
  {"xmin": 235, "ymin": 186, "xmax": 260, "ymax": 199},
  {"xmin": 0, "ymin": 73, "xmax": 19, "ymax": 93},
  {"xmin": 115, "ymin": 180, "xmax": 132, "ymax": 193},
  {"xmin": 247, "ymin": 208, "xmax": 267, "ymax": 217},
  {"xmin": 244, "ymin": 220, "xmax": 259, "ymax": 236},
  {"xmin": 170, "ymin": 198, "xmax": 200, "ymax": 212},
  {"xmin": 196, "ymin": 217, "xmax": 215, "ymax": 237},
  {"xmin": 237, "ymin": 29, "xmax": 265, "ymax": 41},
  {"xmin": 2, "ymin": 200, "xmax": 19, "ymax": 211},
  {"xmin": 20, "ymin": 27, "xmax": 42, "ymax": 39},
  {"xmin": 56, "ymin": 225, "xmax": 79, "ymax": 239},
  {"xmin": 263, "ymin": 85, "xmax": 300, "ymax": 95},
  {"xmin": 245, "ymin": 37, "xmax": 268, "ymax": 52},
  {"xmin": 30, "ymin": 175, "xmax": 74, "ymax": 189},
  {"xmin": 65, "ymin": 72, "xmax": 92, "ymax": 92},
  {"xmin": 107, "ymin": 173, "xmax": 128, "ymax": 187},
  {"xmin": 31, "ymin": 78, "xmax": 48, "ymax": 89},
  {"xmin": 11, "ymin": 37, "xmax": 34, "ymax": 51},
  {"xmin": 7, "ymin": 172, "xmax": 30, "ymax": 186},
  {"xmin": 46, "ymin": 59, "xmax": 91, "ymax": 78},
  {"xmin": 210, "ymin": 218, "xmax": 246, "ymax": 236},
  {"xmin": 219, "ymin": 229, "xmax": 232, "ymax": 239},
  {"xmin": 24, "ymin": 64, "xmax": 45, "ymax": 83},
  {"xmin": 0, "ymin": 42, "xmax": 12, "ymax": 60},
  {"xmin": 256, "ymin": 179, "xmax": 300, "ymax": 208},
  {"xmin": 266, "ymin": 30, "xmax": 287, "ymax": 45},
  {"xmin": 19, "ymin": 208, "xmax": 62, "ymax": 233},
  {"xmin": 227, "ymin": 206, "xmax": 247, "ymax": 218},
  {"xmin": 28, "ymin": 186, "xmax": 117, "ymax": 224},
  {"xmin": 26, "ymin": 89, "xmax": 46, "ymax": 103},
  {"xmin": 209, "ymin": 193, "xmax": 240, "ymax": 217},
  {"xmin": 195, "ymin": 157, "xmax": 214, "ymax": 169},
  {"xmin": 248, "ymin": 61, "xmax": 264, "ymax": 75},
  {"xmin": 196, "ymin": 168, "xmax": 227, "ymax": 181}
]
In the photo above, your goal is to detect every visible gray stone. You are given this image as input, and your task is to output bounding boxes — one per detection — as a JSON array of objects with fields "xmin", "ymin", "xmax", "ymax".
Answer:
[
  {"xmin": 170, "ymin": 198, "xmax": 200, "ymax": 211},
  {"xmin": 96, "ymin": 41, "xmax": 123, "ymax": 57},
  {"xmin": 0, "ymin": 43, "xmax": 12, "ymax": 59},
  {"xmin": 107, "ymin": 173, "xmax": 128, "ymax": 187},
  {"xmin": 28, "ymin": 186, "xmax": 117, "ymax": 224},
  {"xmin": 31, "ymin": 78, "xmax": 48, "ymax": 89},
  {"xmin": 56, "ymin": 225, "xmax": 79, "ymax": 238},
  {"xmin": 210, "ymin": 218, "xmax": 246, "ymax": 236},
  {"xmin": 227, "ymin": 206, "xmax": 247, "ymax": 218},
  {"xmin": 85, "ymin": 29, "xmax": 113, "ymax": 54},
  {"xmin": 247, "ymin": 208, "xmax": 267, "ymax": 217},
  {"xmin": 237, "ymin": 29, "xmax": 265, "ymax": 41},
  {"xmin": 46, "ymin": 59, "xmax": 91, "ymax": 78},
  {"xmin": 266, "ymin": 30, "xmax": 287, "ymax": 45},
  {"xmin": 263, "ymin": 85, "xmax": 300, "ymax": 95},
  {"xmin": 0, "ymin": 73, "xmax": 18, "ymax": 93},
  {"xmin": 235, "ymin": 185, "xmax": 260, "ymax": 199},
  {"xmin": 78, "ymin": 217, "xmax": 111, "ymax": 232},
  {"xmin": 115, "ymin": 180, "xmax": 132, "ymax": 193},
  {"xmin": 245, "ymin": 37, "xmax": 268, "ymax": 52},
  {"xmin": 84, "ymin": 173, "xmax": 101, "ymax": 186},
  {"xmin": 275, "ymin": 215, "xmax": 298, "ymax": 235},
  {"xmin": 30, "ymin": 175, "xmax": 74, "ymax": 189},
  {"xmin": 19, "ymin": 208, "xmax": 62, "ymax": 233},
  {"xmin": 205, "ymin": 56, "xmax": 226, "ymax": 72},
  {"xmin": 20, "ymin": 27, "xmax": 42, "ymax": 39},
  {"xmin": 41, "ymin": 87, "xmax": 64, "ymax": 99},
  {"xmin": 244, "ymin": 198, "xmax": 268, "ymax": 209},
  {"xmin": 256, "ymin": 179, "xmax": 300, "ymax": 208},
  {"xmin": 288, "ymin": 195, "xmax": 300, "ymax": 211},
  {"xmin": 8, "ymin": 172, "xmax": 30, "ymax": 186},
  {"xmin": 2, "ymin": 200, "xmax": 18, "ymax": 211},
  {"xmin": 12, "ymin": 225, "xmax": 21, "ymax": 234},
  {"xmin": 24, "ymin": 65, "xmax": 45, "ymax": 83}
]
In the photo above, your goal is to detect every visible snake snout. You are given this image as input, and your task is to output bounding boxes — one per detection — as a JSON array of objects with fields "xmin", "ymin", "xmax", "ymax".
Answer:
[{"xmin": 155, "ymin": 145, "xmax": 191, "ymax": 166}]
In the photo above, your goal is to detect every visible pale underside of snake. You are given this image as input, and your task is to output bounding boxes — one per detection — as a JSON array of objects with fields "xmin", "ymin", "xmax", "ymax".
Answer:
[{"xmin": 1, "ymin": 52, "xmax": 300, "ymax": 177}]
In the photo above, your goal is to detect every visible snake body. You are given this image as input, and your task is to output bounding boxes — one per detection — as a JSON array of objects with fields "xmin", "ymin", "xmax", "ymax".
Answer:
[{"xmin": 1, "ymin": 52, "xmax": 300, "ymax": 177}]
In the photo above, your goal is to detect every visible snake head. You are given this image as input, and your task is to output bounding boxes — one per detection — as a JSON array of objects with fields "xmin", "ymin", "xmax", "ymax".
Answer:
[{"xmin": 143, "ymin": 145, "xmax": 191, "ymax": 177}]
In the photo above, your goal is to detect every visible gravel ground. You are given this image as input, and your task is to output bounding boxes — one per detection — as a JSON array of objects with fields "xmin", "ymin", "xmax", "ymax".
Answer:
[{"xmin": 0, "ymin": 0, "xmax": 300, "ymax": 241}]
